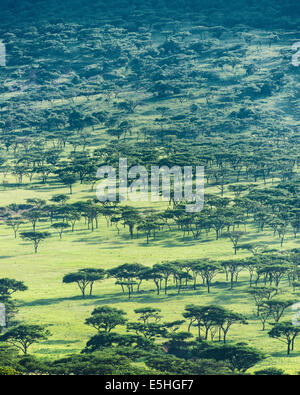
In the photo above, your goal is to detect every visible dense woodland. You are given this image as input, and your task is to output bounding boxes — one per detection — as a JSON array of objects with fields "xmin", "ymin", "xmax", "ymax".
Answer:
[{"xmin": 0, "ymin": 0, "xmax": 299, "ymax": 375}]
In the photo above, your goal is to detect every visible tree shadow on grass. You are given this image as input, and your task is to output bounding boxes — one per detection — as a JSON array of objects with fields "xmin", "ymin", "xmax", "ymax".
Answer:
[
  {"xmin": 137, "ymin": 234, "xmax": 215, "ymax": 248},
  {"xmin": 72, "ymin": 236, "xmax": 130, "ymax": 248},
  {"xmin": 89, "ymin": 288, "xmax": 179, "ymax": 305},
  {"xmin": 71, "ymin": 236, "xmax": 102, "ymax": 245},
  {"xmin": 81, "ymin": 193, "xmax": 96, "ymax": 198},
  {"xmin": 36, "ymin": 347, "xmax": 80, "ymax": 355},
  {"xmin": 43, "ymin": 339, "xmax": 80, "ymax": 345},
  {"xmin": 271, "ymin": 350, "xmax": 299, "ymax": 358},
  {"xmin": 211, "ymin": 286, "xmax": 250, "ymax": 306},
  {"xmin": 25, "ymin": 184, "xmax": 63, "ymax": 192},
  {"xmin": 19, "ymin": 281, "xmax": 252, "ymax": 309},
  {"xmin": 1, "ymin": 182, "xmax": 27, "ymax": 189},
  {"xmin": 91, "ymin": 288, "xmax": 217, "ymax": 305},
  {"xmin": 19, "ymin": 295, "xmax": 99, "ymax": 307}
]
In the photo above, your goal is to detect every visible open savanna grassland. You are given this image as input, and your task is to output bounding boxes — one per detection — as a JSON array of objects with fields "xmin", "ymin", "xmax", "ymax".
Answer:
[
  {"xmin": 0, "ymin": 174, "xmax": 299, "ymax": 374},
  {"xmin": 0, "ymin": 0, "xmax": 299, "ymax": 375}
]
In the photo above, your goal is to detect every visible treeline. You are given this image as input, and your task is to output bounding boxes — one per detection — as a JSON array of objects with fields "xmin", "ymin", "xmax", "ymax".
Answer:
[
  {"xmin": 62, "ymin": 250, "xmax": 300, "ymax": 299},
  {"xmin": 0, "ymin": 138, "xmax": 298, "ymax": 188}
]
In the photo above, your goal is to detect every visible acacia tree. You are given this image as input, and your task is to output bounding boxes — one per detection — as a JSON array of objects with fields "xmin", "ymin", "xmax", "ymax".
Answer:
[
  {"xmin": 20, "ymin": 231, "xmax": 51, "ymax": 253},
  {"xmin": 0, "ymin": 324, "xmax": 51, "ymax": 355},
  {"xmin": 257, "ymin": 304, "xmax": 272, "ymax": 331},
  {"xmin": 57, "ymin": 170, "xmax": 77, "ymax": 194},
  {"xmin": 237, "ymin": 243, "xmax": 265, "ymax": 256},
  {"xmin": 51, "ymin": 222, "xmax": 70, "ymax": 239},
  {"xmin": 22, "ymin": 210, "xmax": 44, "ymax": 232},
  {"xmin": 152, "ymin": 263, "xmax": 174, "ymax": 294},
  {"xmin": 5, "ymin": 218, "xmax": 25, "ymax": 238},
  {"xmin": 213, "ymin": 308, "xmax": 247, "ymax": 343},
  {"xmin": 224, "ymin": 231, "xmax": 245, "ymax": 255},
  {"xmin": 247, "ymin": 286, "xmax": 277, "ymax": 316},
  {"xmin": 277, "ymin": 222, "xmax": 289, "ymax": 247},
  {"xmin": 79, "ymin": 268, "xmax": 106, "ymax": 296},
  {"xmin": 268, "ymin": 322, "xmax": 300, "ymax": 355},
  {"xmin": 85, "ymin": 306, "xmax": 127, "ymax": 332},
  {"xmin": 183, "ymin": 304, "xmax": 246, "ymax": 343},
  {"xmin": 262, "ymin": 300, "xmax": 295, "ymax": 323},
  {"xmin": 0, "ymin": 279, "xmax": 27, "ymax": 296},
  {"xmin": 173, "ymin": 270, "xmax": 193, "ymax": 294},
  {"xmin": 197, "ymin": 261, "xmax": 221, "ymax": 293},
  {"xmin": 142, "ymin": 269, "xmax": 163, "ymax": 296},
  {"xmin": 107, "ymin": 263, "xmax": 146, "ymax": 295},
  {"xmin": 66, "ymin": 211, "xmax": 81, "ymax": 232},
  {"xmin": 134, "ymin": 307, "xmax": 162, "ymax": 324},
  {"xmin": 63, "ymin": 268, "xmax": 105, "ymax": 297},
  {"xmin": 257, "ymin": 265, "xmax": 289, "ymax": 289},
  {"xmin": 116, "ymin": 280, "xmax": 137, "ymax": 300},
  {"xmin": 50, "ymin": 194, "xmax": 70, "ymax": 205},
  {"xmin": 121, "ymin": 206, "xmax": 141, "ymax": 239},
  {"xmin": 221, "ymin": 260, "xmax": 244, "ymax": 289},
  {"xmin": 137, "ymin": 216, "xmax": 160, "ymax": 244},
  {"xmin": 183, "ymin": 305, "xmax": 222, "ymax": 340},
  {"xmin": 210, "ymin": 215, "xmax": 227, "ymax": 240},
  {"xmin": 242, "ymin": 257, "xmax": 259, "ymax": 286},
  {"xmin": 126, "ymin": 322, "xmax": 167, "ymax": 341}
]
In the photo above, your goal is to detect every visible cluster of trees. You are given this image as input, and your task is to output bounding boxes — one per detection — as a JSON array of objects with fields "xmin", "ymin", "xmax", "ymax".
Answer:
[
  {"xmin": 1, "ymin": 300, "xmax": 299, "ymax": 375},
  {"xmin": 0, "ymin": 137, "xmax": 298, "ymax": 199},
  {"xmin": 0, "ymin": 0, "xmax": 298, "ymax": 143},
  {"xmin": 62, "ymin": 249, "xmax": 300, "ymax": 299},
  {"xmin": 0, "ymin": 166, "xmax": 298, "ymax": 253}
]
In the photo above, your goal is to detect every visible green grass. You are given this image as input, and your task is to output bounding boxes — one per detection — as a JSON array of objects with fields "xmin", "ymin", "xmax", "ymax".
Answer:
[
  {"xmin": 0, "ymin": 176, "xmax": 299, "ymax": 374},
  {"xmin": 0, "ymin": 0, "xmax": 298, "ymax": 375}
]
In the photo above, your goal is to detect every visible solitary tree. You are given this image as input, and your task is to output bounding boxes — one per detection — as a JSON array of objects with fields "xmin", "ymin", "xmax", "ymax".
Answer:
[
  {"xmin": 50, "ymin": 194, "xmax": 70, "ymax": 205},
  {"xmin": 51, "ymin": 222, "xmax": 70, "ymax": 239},
  {"xmin": 5, "ymin": 218, "xmax": 25, "ymax": 238},
  {"xmin": 134, "ymin": 307, "xmax": 162, "ymax": 324},
  {"xmin": 20, "ymin": 231, "xmax": 51, "ymax": 253},
  {"xmin": 0, "ymin": 324, "xmax": 51, "ymax": 355},
  {"xmin": 85, "ymin": 306, "xmax": 127, "ymax": 332},
  {"xmin": 63, "ymin": 269, "xmax": 105, "ymax": 297}
]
